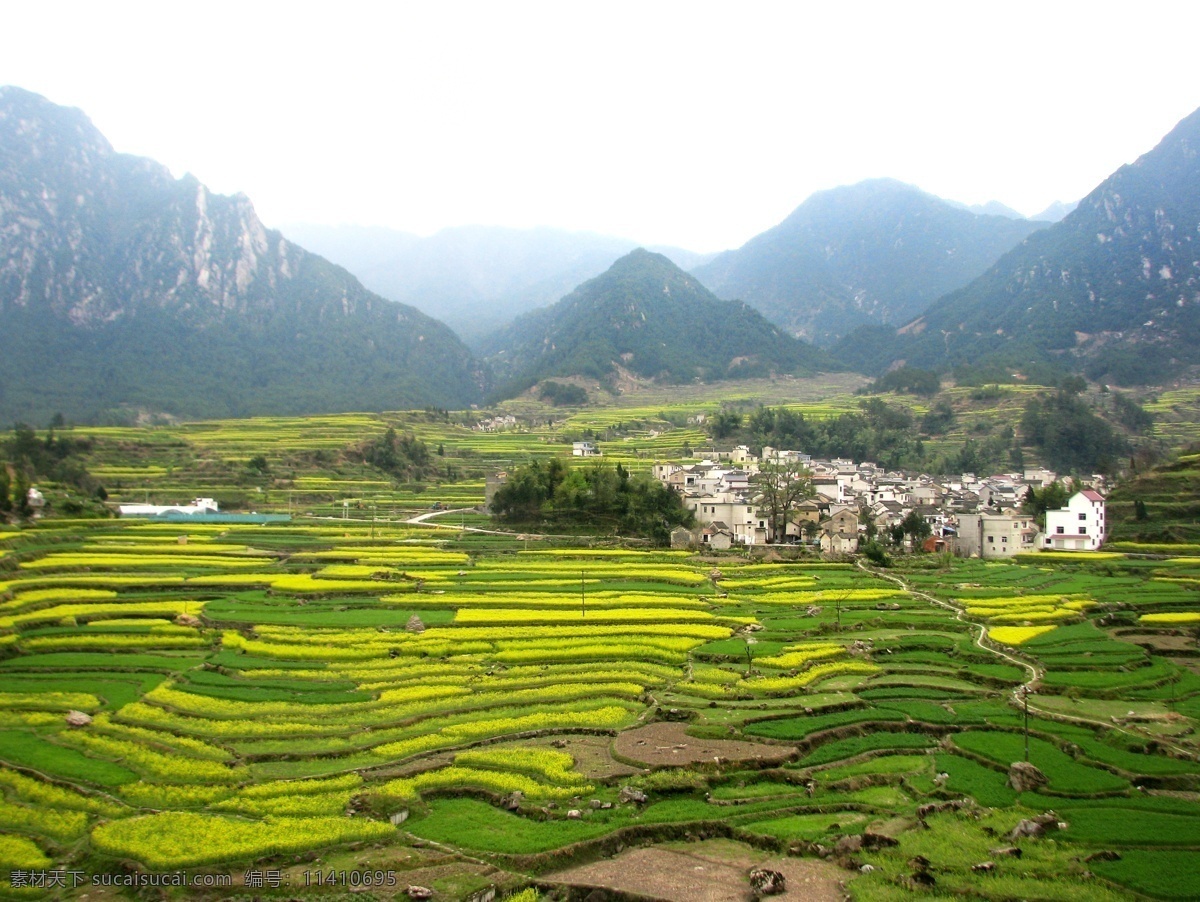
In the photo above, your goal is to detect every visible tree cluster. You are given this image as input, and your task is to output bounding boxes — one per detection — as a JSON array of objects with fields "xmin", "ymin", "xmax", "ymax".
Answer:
[
  {"xmin": 1020, "ymin": 392, "xmax": 1125, "ymax": 474},
  {"xmin": 490, "ymin": 459, "xmax": 693, "ymax": 543},
  {"xmin": 538, "ymin": 381, "xmax": 589, "ymax": 407},
  {"xmin": 355, "ymin": 428, "xmax": 431, "ymax": 481},
  {"xmin": 0, "ymin": 423, "xmax": 104, "ymax": 519},
  {"xmin": 862, "ymin": 366, "xmax": 941, "ymax": 397}
]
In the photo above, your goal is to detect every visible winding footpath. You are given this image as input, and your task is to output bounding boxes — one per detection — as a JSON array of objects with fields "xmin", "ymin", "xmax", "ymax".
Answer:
[{"xmin": 860, "ymin": 561, "xmax": 1198, "ymax": 760}]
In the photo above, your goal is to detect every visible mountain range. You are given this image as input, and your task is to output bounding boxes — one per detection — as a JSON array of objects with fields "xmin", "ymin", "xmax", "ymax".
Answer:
[
  {"xmin": 691, "ymin": 179, "xmax": 1048, "ymax": 344},
  {"xmin": 2, "ymin": 83, "xmax": 1198, "ymax": 422},
  {"xmin": 280, "ymin": 223, "xmax": 713, "ymax": 348},
  {"xmin": 842, "ymin": 105, "xmax": 1200, "ymax": 385},
  {"xmin": 0, "ymin": 86, "xmax": 483, "ymax": 423}
]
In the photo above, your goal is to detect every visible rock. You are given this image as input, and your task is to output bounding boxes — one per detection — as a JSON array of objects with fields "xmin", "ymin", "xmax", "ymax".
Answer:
[
  {"xmin": 917, "ymin": 799, "xmax": 969, "ymax": 821},
  {"xmin": 804, "ymin": 605, "xmax": 823, "ymax": 617},
  {"xmin": 859, "ymin": 864, "xmax": 876, "ymax": 873},
  {"xmin": 566, "ymin": 809, "xmax": 582, "ymax": 819},
  {"xmin": 1085, "ymin": 850, "xmax": 1122, "ymax": 863},
  {"xmin": 933, "ymin": 772, "xmax": 949, "ymax": 785},
  {"xmin": 65, "ymin": 710, "xmax": 92, "ymax": 727},
  {"xmin": 618, "ymin": 787, "xmax": 648, "ymax": 804},
  {"xmin": 834, "ymin": 835, "xmax": 862, "ymax": 856},
  {"xmin": 862, "ymin": 832, "xmax": 899, "ymax": 850},
  {"xmin": 971, "ymin": 861, "xmax": 996, "ymax": 873},
  {"xmin": 910, "ymin": 870, "xmax": 936, "ymax": 887},
  {"xmin": 406, "ymin": 888, "xmax": 433, "ymax": 900},
  {"xmin": 551, "ymin": 738, "xmax": 569, "ymax": 748},
  {"xmin": 990, "ymin": 846, "xmax": 1022, "ymax": 858},
  {"xmin": 503, "ymin": 791, "xmax": 523, "ymax": 811},
  {"xmin": 748, "ymin": 868, "xmax": 786, "ymax": 895},
  {"xmin": 589, "ymin": 799, "xmax": 604, "ymax": 809},
  {"xmin": 1008, "ymin": 761, "xmax": 1049, "ymax": 793},
  {"xmin": 174, "ymin": 613, "xmax": 202, "ymax": 627},
  {"xmin": 907, "ymin": 856, "xmax": 931, "ymax": 870},
  {"xmin": 405, "ymin": 614, "xmax": 426, "ymax": 633},
  {"xmin": 1009, "ymin": 812, "xmax": 1065, "ymax": 841},
  {"xmin": 389, "ymin": 810, "xmax": 409, "ymax": 825}
]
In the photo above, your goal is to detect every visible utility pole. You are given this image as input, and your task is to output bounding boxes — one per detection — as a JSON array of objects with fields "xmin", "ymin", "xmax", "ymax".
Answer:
[{"xmin": 1021, "ymin": 686, "xmax": 1031, "ymax": 762}]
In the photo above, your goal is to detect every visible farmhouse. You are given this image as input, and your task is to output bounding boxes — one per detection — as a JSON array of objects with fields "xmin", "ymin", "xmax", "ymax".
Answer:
[
  {"xmin": 955, "ymin": 509, "xmax": 1038, "ymax": 559},
  {"xmin": 1043, "ymin": 490, "xmax": 1107, "ymax": 551}
]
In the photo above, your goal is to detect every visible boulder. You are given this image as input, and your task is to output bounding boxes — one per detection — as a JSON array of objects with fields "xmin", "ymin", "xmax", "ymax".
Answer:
[
  {"xmin": 406, "ymin": 888, "xmax": 433, "ymax": 900},
  {"xmin": 566, "ymin": 809, "xmax": 582, "ymax": 819},
  {"xmin": 503, "ymin": 791, "xmax": 523, "ymax": 811},
  {"xmin": 748, "ymin": 868, "xmax": 786, "ymax": 895},
  {"xmin": 174, "ymin": 613, "xmax": 202, "ymax": 627},
  {"xmin": 1009, "ymin": 812, "xmax": 1066, "ymax": 841},
  {"xmin": 405, "ymin": 614, "xmax": 426, "ymax": 633},
  {"xmin": 65, "ymin": 710, "xmax": 92, "ymax": 727},
  {"xmin": 1007, "ymin": 760, "xmax": 1048, "ymax": 793},
  {"xmin": 971, "ymin": 861, "xmax": 996, "ymax": 873},
  {"xmin": 618, "ymin": 787, "xmax": 648, "ymax": 804}
]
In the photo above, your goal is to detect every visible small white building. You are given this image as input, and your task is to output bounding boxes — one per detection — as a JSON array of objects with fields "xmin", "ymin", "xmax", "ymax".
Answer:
[
  {"xmin": 118, "ymin": 497, "xmax": 219, "ymax": 517},
  {"xmin": 572, "ymin": 442, "xmax": 601, "ymax": 457},
  {"xmin": 1044, "ymin": 490, "xmax": 1106, "ymax": 551}
]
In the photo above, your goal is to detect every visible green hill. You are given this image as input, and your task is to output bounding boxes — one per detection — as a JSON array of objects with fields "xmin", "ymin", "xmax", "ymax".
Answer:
[{"xmin": 486, "ymin": 249, "xmax": 832, "ymax": 399}]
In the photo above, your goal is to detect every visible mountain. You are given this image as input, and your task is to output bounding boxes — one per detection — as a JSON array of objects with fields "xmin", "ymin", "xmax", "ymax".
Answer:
[
  {"xmin": 691, "ymin": 179, "xmax": 1047, "ymax": 345},
  {"xmin": 487, "ymin": 249, "xmax": 831, "ymax": 398},
  {"xmin": 868, "ymin": 105, "xmax": 1200, "ymax": 385},
  {"xmin": 1032, "ymin": 200, "xmax": 1079, "ymax": 223},
  {"xmin": 279, "ymin": 223, "xmax": 714, "ymax": 347},
  {"xmin": 952, "ymin": 199, "xmax": 1026, "ymax": 220},
  {"xmin": 0, "ymin": 87, "xmax": 485, "ymax": 423}
]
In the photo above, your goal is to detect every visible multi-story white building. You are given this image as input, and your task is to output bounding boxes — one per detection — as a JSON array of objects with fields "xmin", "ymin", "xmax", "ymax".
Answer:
[{"xmin": 1043, "ymin": 490, "xmax": 1106, "ymax": 551}]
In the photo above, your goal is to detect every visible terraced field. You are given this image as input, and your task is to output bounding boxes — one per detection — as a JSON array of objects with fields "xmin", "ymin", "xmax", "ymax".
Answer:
[{"xmin": 0, "ymin": 517, "xmax": 1198, "ymax": 899}]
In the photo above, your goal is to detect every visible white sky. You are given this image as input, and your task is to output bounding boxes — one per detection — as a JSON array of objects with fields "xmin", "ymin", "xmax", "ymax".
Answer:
[{"xmin": 3, "ymin": 0, "xmax": 1199, "ymax": 252}]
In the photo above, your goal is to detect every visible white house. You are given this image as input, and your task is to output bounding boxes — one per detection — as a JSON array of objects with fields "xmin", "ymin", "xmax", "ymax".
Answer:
[
  {"xmin": 572, "ymin": 442, "xmax": 601, "ymax": 457},
  {"xmin": 118, "ymin": 497, "xmax": 219, "ymax": 517},
  {"xmin": 1044, "ymin": 490, "xmax": 1106, "ymax": 551}
]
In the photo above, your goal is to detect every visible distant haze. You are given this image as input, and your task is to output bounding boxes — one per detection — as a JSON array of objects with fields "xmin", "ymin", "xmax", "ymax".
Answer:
[{"xmin": 1, "ymin": 1, "xmax": 1198, "ymax": 251}]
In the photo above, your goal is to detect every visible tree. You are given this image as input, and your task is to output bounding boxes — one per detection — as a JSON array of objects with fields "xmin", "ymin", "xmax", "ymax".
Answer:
[
  {"xmin": 1023, "ymin": 481, "xmax": 1073, "ymax": 528},
  {"xmin": 899, "ymin": 510, "xmax": 933, "ymax": 547},
  {"xmin": 751, "ymin": 457, "xmax": 814, "ymax": 543}
]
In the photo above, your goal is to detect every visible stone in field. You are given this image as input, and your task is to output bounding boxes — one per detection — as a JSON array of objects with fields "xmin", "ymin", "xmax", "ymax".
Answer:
[{"xmin": 1007, "ymin": 760, "xmax": 1048, "ymax": 792}]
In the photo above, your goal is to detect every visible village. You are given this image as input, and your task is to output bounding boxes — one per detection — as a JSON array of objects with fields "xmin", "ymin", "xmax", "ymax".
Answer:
[{"xmin": 650, "ymin": 445, "xmax": 1107, "ymax": 557}]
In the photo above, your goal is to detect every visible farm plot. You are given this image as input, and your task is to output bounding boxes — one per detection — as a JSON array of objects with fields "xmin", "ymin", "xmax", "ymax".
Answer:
[{"xmin": 0, "ymin": 518, "xmax": 1199, "ymax": 900}]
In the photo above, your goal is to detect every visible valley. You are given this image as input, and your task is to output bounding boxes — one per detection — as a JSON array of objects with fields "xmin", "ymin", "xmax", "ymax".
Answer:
[{"xmin": 0, "ymin": 381, "xmax": 1198, "ymax": 899}]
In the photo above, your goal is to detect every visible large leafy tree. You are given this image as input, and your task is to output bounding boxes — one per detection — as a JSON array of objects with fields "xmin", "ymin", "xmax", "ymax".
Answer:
[{"xmin": 752, "ymin": 458, "xmax": 814, "ymax": 543}]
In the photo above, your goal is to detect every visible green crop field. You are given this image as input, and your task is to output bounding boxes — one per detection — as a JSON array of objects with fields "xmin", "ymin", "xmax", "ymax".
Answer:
[{"xmin": 3, "ymin": 391, "xmax": 1200, "ymax": 899}]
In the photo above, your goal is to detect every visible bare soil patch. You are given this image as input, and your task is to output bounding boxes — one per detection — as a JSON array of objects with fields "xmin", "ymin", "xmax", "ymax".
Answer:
[
  {"xmin": 545, "ymin": 839, "xmax": 845, "ymax": 901},
  {"xmin": 614, "ymin": 722, "xmax": 796, "ymax": 768}
]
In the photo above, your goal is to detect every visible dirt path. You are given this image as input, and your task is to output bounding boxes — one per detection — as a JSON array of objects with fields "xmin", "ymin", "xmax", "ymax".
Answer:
[
  {"xmin": 864, "ymin": 562, "xmax": 1198, "ymax": 758},
  {"xmin": 545, "ymin": 839, "xmax": 845, "ymax": 901},
  {"xmin": 614, "ymin": 722, "xmax": 796, "ymax": 768}
]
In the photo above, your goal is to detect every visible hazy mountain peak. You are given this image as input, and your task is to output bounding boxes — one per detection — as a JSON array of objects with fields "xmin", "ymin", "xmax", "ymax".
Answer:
[{"xmin": 692, "ymin": 178, "xmax": 1046, "ymax": 344}]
